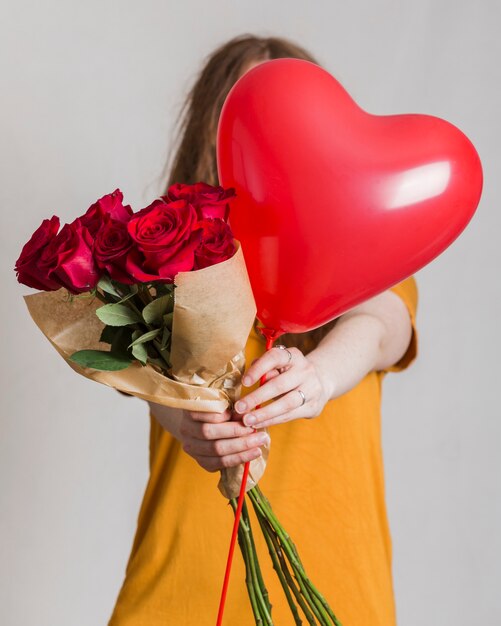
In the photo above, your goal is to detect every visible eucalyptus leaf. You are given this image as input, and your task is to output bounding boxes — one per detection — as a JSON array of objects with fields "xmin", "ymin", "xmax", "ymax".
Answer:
[
  {"xmin": 159, "ymin": 347, "xmax": 171, "ymax": 364},
  {"xmin": 142, "ymin": 295, "xmax": 171, "ymax": 325},
  {"xmin": 163, "ymin": 311, "xmax": 174, "ymax": 327},
  {"xmin": 161, "ymin": 326, "xmax": 171, "ymax": 350},
  {"xmin": 96, "ymin": 303, "xmax": 143, "ymax": 326},
  {"xmin": 165, "ymin": 295, "xmax": 174, "ymax": 314},
  {"xmin": 131, "ymin": 342, "xmax": 148, "ymax": 365},
  {"xmin": 97, "ymin": 275, "xmax": 120, "ymax": 298},
  {"xmin": 69, "ymin": 349, "xmax": 131, "ymax": 371},
  {"xmin": 128, "ymin": 328, "xmax": 161, "ymax": 348}
]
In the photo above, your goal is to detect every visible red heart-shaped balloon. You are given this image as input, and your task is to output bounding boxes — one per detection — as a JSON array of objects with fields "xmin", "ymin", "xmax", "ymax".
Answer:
[{"xmin": 217, "ymin": 58, "xmax": 483, "ymax": 335}]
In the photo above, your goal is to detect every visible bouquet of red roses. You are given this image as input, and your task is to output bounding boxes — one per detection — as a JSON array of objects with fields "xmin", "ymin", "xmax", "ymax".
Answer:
[{"xmin": 15, "ymin": 184, "xmax": 341, "ymax": 626}]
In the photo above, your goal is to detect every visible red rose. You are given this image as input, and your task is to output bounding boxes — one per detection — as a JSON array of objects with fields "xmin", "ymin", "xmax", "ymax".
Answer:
[
  {"xmin": 15, "ymin": 215, "xmax": 62, "ymax": 290},
  {"xmin": 39, "ymin": 219, "xmax": 100, "ymax": 294},
  {"xmin": 194, "ymin": 218, "xmax": 236, "ymax": 270},
  {"xmin": 165, "ymin": 182, "xmax": 235, "ymax": 221},
  {"xmin": 79, "ymin": 189, "xmax": 132, "ymax": 237},
  {"xmin": 94, "ymin": 216, "xmax": 134, "ymax": 284},
  {"xmin": 126, "ymin": 198, "xmax": 201, "ymax": 282}
]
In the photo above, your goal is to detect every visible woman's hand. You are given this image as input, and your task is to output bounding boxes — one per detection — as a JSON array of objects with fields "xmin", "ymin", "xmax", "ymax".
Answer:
[
  {"xmin": 234, "ymin": 347, "xmax": 332, "ymax": 429},
  {"xmin": 234, "ymin": 290, "xmax": 414, "ymax": 429},
  {"xmin": 178, "ymin": 409, "xmax": 269, "ymax": 472},
  {"xmin": 148, "ymin": 402, "xmax": 270, "ymax": 472}
]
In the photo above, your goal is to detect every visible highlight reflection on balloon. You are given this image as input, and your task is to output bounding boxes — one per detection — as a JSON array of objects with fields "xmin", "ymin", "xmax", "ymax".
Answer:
[{"xmin": 385, "ymin": 162, "xmax": 451, "ymax": 210}]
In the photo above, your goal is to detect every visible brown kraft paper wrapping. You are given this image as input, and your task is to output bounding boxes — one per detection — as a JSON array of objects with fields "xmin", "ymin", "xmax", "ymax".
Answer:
[{"xmin": 23, "ymin": 243, "xmax": 269, "ymax": 498}]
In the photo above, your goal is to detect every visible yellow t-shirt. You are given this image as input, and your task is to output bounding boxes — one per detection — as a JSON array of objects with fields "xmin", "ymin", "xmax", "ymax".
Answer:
[{"xmin": 108, "ymin": 277, "xmax": 418, "ymax": 626}]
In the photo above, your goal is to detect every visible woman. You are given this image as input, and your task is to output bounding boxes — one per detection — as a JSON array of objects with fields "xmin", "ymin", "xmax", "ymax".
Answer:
[{"xmin": 108, "ymin": 34, "xmax": 418, "ymax": 626}]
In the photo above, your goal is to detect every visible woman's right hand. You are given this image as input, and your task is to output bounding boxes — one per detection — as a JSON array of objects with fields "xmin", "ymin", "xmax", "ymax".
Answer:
[{"xmin": 179, "ymin": 410, "xmax": 269, "ymax": 472}]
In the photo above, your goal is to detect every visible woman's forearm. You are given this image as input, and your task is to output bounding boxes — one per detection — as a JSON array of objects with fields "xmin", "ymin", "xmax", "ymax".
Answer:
[{"xmin": 307, "ymin": 289, "xmax": 413, "ymax": 400}]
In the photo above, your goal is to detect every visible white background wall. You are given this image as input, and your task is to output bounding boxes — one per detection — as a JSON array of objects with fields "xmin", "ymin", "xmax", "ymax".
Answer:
[{"xmin": 1, "ymin": 1, "xmax": 499, "ymax": 624}]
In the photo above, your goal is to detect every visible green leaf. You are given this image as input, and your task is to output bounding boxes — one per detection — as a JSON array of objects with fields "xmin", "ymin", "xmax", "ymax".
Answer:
[
  {"xmin": 95, "ymin": 303, "xmax": 143, "ymax": 326},
  {"xmin": 99, "ymin": 325, "xmax": 117, "ymax": 345},
  {"xmin": 97, "ymin": 275, "xmax": 120, "ymax": 298},
  {"xmin": 129, "ymin": 330, "xmax": 148, "ymax": 365},
  {"xmin": 160, "ymin": 326, "xmax": 171, "ymax": 350},
  {"xmin": 158, "ymin": 348, "xmax": 171, "ymax": 366},
  {"xmin": 69, "ymin": 349, "xmax": 131, "ymax": 371},
  {"xmin": 128, "ymin": 328, "xmax": 161, "ymax": 348},
  {"xmin": 131, "ymin": 342, "xmax": 148, "ymax": 365},
  {"xmin": 142, "ymin": 295, "xmax": 171, "ymax": 325},
  {"xmin": 163, "ymin": 311, "xmax": 174, "ymax": 327}
]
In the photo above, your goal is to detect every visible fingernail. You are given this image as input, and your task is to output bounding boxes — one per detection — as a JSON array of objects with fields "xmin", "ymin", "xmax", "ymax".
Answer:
[
  {"xmin": 256, "ymin": 432, "xmax": 270, "ymax": 445},
  {"xmin": 235, "ymin": 401, "xmax": 246, "ymax": 413},
  {"xmin": 242, "ymin": 376, "xmax": 251, "ymax": 386},
  {"xmin": 244, "ymin": 414, "xmax": 257, "ymax": 426}
]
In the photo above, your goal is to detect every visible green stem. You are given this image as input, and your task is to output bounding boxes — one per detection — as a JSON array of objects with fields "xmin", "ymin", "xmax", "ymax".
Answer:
[
  {"xmin": 251, "ymin": 497, "xmax": 304, "ymax": 625},
  {"xmin": 239, "ymin": 525, "xmax": 264, "ymax": 624},
  {"xmin": 240, "ymin": 503, "xmax": 273, "ymax": 624},
  {"xmin": 236, "ymin": 516, "xmax": 263, "ymax": 622},
  {"xmin": 289, "ymin": 561, "xmax": 328, "ymax": 625},
  {"xmin": 305, "ymin": 579, "xmax": 343, "ymax": 626},
  {"xmin": 241, "ymin": 499, "xmax": 272, "ymax": 616},
  {"xmin": 249, "ymin": 490, "xmax": 317, "ymax": 625},
  {"xmin": 230, "ymin": 499, "xmax": 269, "ymax": 625},
  {"xmin": 251, "ymin": 487, "xmax": 341, "ymax": 625},
  {"xmin": 251, "ymin": 487, "xmax": 301, "ymax": 569}
]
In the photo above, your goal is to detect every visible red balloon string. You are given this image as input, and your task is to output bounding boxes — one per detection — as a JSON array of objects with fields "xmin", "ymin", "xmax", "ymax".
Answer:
[{"xmin": 215, "ymin": 334, "xmax": 275, "ymax": 626}]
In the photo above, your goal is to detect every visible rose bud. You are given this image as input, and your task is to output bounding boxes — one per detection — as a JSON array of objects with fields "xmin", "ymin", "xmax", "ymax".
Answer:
[
  {"xmin": 79, "ymin": 189, "xmax": 133, "ymax": 237},
  {"xmin": 39, "ymin": 219, "xmax": 100, "ymax": 294},
  {"xmin": 194, "ymin": 218, "xmax": 236, "ymax": 270},
  {"xmin": 15, "ymin": 215, "xmax": 62, "ymax": 290},
  {"xmin": 164, "ymin": 182, "xmax": 235, "ymax": 221}
]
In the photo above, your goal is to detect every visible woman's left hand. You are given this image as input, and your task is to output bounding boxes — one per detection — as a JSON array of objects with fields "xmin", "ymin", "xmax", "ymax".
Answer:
[{"xmin": 234, "ymin": 346, "xmax": 332, "ymax": 429}]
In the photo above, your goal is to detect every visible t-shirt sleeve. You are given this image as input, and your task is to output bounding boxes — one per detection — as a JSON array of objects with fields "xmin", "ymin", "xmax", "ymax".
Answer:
[{"xmin": 382, "ymin": 275, "xmax": 419, "ymax": 373}]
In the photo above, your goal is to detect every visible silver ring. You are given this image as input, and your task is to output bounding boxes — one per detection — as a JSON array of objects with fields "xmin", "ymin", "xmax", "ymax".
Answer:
[
  {"xmin": 297, "ymin": 389, "xmax": 306, "ymax": 407},
  {"xmin": 273, "ymin": 344, "xmax": 292, "ymax": 364}
]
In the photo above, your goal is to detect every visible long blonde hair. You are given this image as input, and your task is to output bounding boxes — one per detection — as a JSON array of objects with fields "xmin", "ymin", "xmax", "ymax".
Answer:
[{"xmin": 165, "ymin": 34, "xmax": 337, "ymax": 352}]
